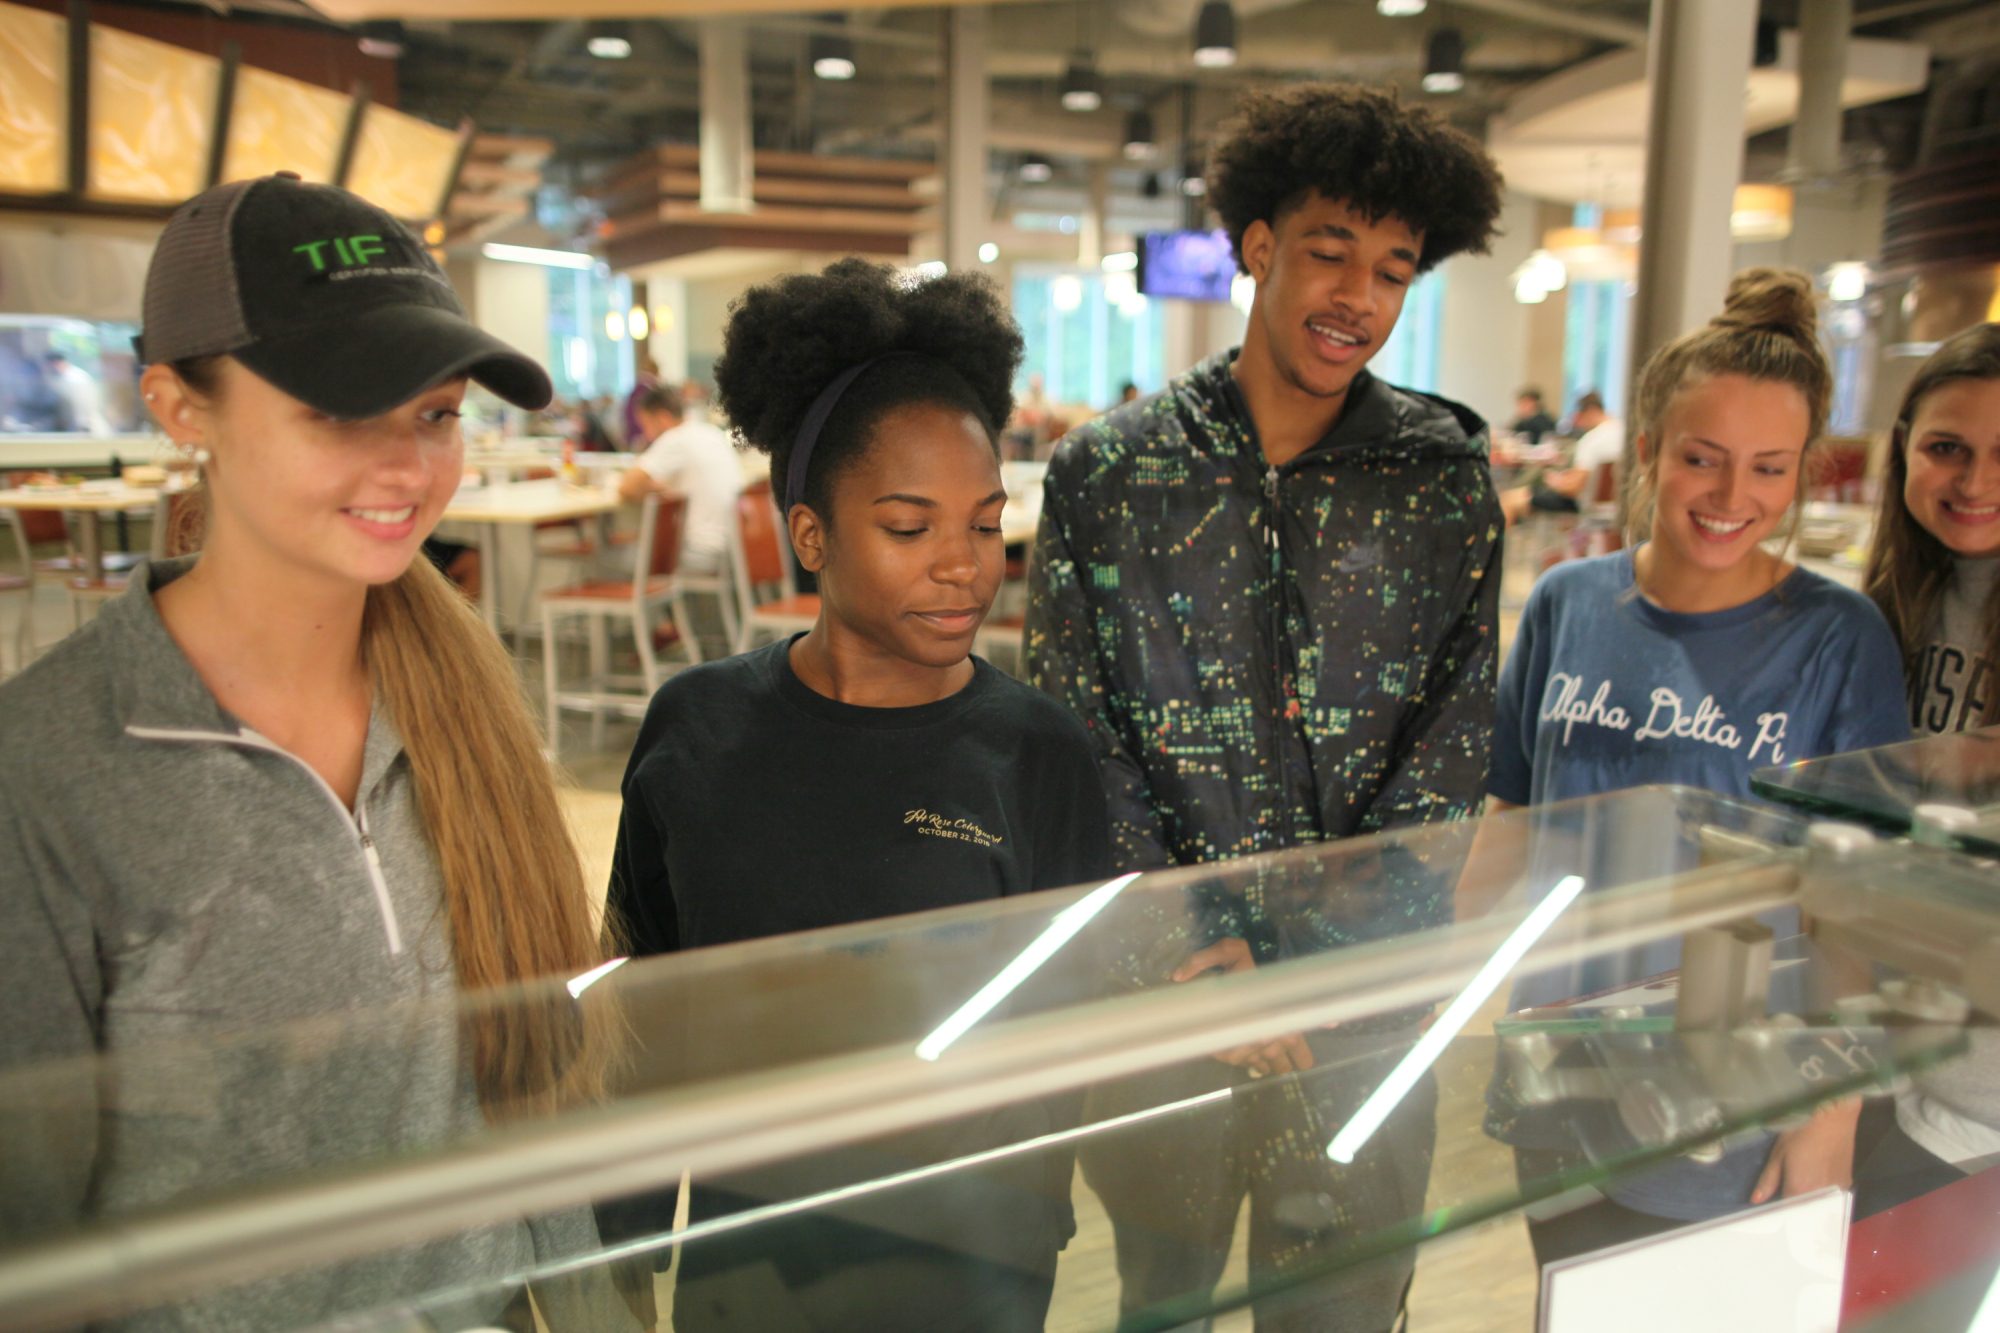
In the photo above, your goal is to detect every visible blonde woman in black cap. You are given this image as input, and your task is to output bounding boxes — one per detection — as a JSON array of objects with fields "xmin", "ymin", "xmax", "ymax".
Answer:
[{"xmin": 0, "ymin": 175, "xmax": 620, "ymax": 1329}]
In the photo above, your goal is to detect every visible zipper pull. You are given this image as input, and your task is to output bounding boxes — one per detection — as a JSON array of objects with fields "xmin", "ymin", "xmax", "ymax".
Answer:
[{"xmin": 1264, "ymin": 467, "xmax": 1282, "ymax": 555}]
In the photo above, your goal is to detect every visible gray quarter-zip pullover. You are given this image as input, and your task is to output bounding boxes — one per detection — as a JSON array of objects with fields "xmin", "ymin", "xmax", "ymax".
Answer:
[{"xmin": 0, "ymin": 557, "xmax": 608, "ymax": 1330}]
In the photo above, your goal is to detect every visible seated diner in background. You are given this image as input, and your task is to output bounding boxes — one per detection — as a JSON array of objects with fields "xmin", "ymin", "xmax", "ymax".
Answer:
[
  {"xmin": 617, "ymin": 381, "xmax": 741, "ymax": 576},
  {"xmin": 1498, "ymin": 390, "xmax": 1623, "ymax": 526}
]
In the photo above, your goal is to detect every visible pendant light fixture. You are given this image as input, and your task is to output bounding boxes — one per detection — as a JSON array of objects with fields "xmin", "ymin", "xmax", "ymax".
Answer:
[
  {"xmin": 1181, "ymin": 151, "xmax": 1207, "ymax": 197},
  {"xmin": 586, "ymin": 21, "xmax": 632, "ymax": 60},
  {"xmin": 1192, "ymin": 2, "xmax": 1238, "ymax": 68},
  {"xmin": 1060, "ymin": 3, "xmax": 1102, "ymax": 112},
  {"xmin": 810, "ymin": 16, "xmax": 856, "ymax": 81},
  {"xmin": 1060, "ymin": 53, "xmax": 1103, "ymax": 111},
  {"xmin": 1422, "ymin": 27, "xmax": 1465, "ymax": 93},
  {"xmin": 356, "ymin": 20, "xmax": 404, "ymax": 58},
  {"xmin": 1123, "ymin": 108, "xmax": 1157, "ymax": 160}
]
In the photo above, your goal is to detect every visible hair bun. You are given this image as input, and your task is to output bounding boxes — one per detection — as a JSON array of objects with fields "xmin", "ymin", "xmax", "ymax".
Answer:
[{"xmin": 1714, "ymin": 267, "xmax": 1818, "ymax": 342}]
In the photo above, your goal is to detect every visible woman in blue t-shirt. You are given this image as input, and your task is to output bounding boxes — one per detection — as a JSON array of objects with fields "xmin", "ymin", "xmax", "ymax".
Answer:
[{"xmin": 1488, "ymin": 268, "xmax": 1908, "ymax": 1266}]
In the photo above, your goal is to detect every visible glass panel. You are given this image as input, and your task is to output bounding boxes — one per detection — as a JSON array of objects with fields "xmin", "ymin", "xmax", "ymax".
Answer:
[
  {"xmin": 222, "ymin": 66, "xmax": 348, "ymax": 185},
  {"xmin": 5, "ymin": 785, "xmax": 1998, "ymax": 1330},
  {"xmin": 346, "ymin": 104, "xmax": 461, "ymax": 221},
  {"xmin": 0, "ymin": 1, "xmax": 67, "ymax": 195},
  {"xmin": 88, "ymin": 23, "xmax": 216, "ymax": 205},
  {"xmin": 1752, "ymin": 724, "xmax": 2000, "ymax": 853}
]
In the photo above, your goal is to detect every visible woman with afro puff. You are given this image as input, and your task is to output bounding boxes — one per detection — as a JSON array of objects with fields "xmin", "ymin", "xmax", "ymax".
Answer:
[{"xmin": 601, "ymin": 258, "xmax": 1111, "ymax": 1332}]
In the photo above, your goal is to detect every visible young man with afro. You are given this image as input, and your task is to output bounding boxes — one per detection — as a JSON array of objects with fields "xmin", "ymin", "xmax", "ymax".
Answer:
[{"xmin": 1026, "ymin": 84, "xmax": 1506, "ymax": 1330}]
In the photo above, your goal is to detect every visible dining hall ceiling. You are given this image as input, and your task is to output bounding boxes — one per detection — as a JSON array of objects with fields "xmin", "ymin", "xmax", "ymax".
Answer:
[{"xmin": 96, "ymin": 0, "xmax": 2000, "ymax": 221}]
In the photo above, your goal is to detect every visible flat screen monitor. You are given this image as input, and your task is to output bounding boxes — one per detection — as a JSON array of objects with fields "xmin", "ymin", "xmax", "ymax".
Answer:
[{"xmin": 1137, "ymin": 229, "xmax": 1237, "ymax": 303}]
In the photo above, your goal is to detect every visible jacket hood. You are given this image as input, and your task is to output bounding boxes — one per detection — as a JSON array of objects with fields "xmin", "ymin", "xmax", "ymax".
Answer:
[{"xmin": 1178, "ymin": 349, "xmax": 1490, "ymax": 467}]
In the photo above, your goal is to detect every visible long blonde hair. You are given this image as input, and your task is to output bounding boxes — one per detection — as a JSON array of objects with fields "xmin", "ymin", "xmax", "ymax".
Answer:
[
  {"xmin": 1862, "ymin": 323, "xmax": 2000, "ymax": 723},
  {"xmin": 172, "ymin": 357, "xmax": 609, "ymax": 1114},
  {"xmin": 1626, "ymin": 267, "xmax": 1833, "ymax": 546}
]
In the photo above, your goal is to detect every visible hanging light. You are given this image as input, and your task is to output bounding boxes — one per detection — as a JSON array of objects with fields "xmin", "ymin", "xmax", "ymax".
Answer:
[
  {"xmin": 1019, "ymin": 154, "xmax": 1054, "ymax": 183},
  {"xmin": 810, "ymin": 20, "xmax": 856, "ymax": 81},
  {"xmin": 1729, "ymin": 184, "xmax": 1794, "ymax": 240},
  {"xmin": 1230, "ymin": 272, "xmax": 1256, "ymax": 315},
  {"xmin": 1123, "ymin": 108, "xmax": 1157, "ymax": 161},
  {"xmin": 978, "ymin": 242, "xmax": 1000, "ymax": 263},
  {"xmin": 1059, "ymin": 54, "xmax": 1103, "ymax": 112},
  {"xmin": 1192, "ymin": 1, "xmax": 1238, "ymax": 69},
  {"xmin": 1181, "ymin": 149, "xmax": 1206, "ymax": 197},
  {"xmin": 1422, "ymin": 28, "xmax": 1465, "ymax": 93},
  {"xmin": 627, "ymin": 305, "xmax": 650, "ymax": 341},
  {"xmin": 1378, "ymin": 0, "xmax": 1427, "ymax": 14},
  {"xmin": 1827, "ymin": 262, "xmax": 1870, "ymax": 304},
  {"xmin": 1525, "ymin": 249, "xmax": 1568, "ymax": 293},
  {"xmin": 1052, "ymin": 274, "xmax": 1084, "ymax": 313},
  {"xmin": 604, "ymin": 310, "xmax": 626, "ymax": 341},
  {"xmin": 586, "ymin": 21, "xmax": 632, "ymax": 60},
  {"xmin": 356, "ymin": 20, "xmax": 405, "ymax": 58}
]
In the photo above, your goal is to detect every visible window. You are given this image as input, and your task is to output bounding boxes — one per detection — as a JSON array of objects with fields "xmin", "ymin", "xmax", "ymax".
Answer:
[
  {"xmin": 546, "ymin": 266, "xmax": 633, "ymax": 404},
  {"xmin": 1372, "ymin": 270, "xmax": 1444, "ymax": 393},
  {"xmin": 1013, "ymin": 269, "xmax": 1167, "ymax": 409},
  {"xmin": 0, "ymin": 315, "xmax": 144, "ymax": 436},
  {"xmin": 1561, "ymin": 279, "xmax": 1632, "ymax": 419}
]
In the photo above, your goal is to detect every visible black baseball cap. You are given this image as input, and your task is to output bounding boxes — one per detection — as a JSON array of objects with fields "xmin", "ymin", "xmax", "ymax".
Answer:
[{"xmin": 137, "ymin": 173, "xmax": 553, "ymax": 418}]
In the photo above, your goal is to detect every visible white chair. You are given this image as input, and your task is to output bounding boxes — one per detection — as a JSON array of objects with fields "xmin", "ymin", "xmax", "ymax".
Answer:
[
  {"xmin": 728, "ymin": 480, "xmax": 818, "ymax": 652},
  {"xmin": 541, "ymin": 493, "xmax": 697, "ymax": 757}
]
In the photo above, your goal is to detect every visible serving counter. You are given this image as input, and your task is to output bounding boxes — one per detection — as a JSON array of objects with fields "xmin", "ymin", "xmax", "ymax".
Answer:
[{"xmin": 2, "ymin": 769, "xmax": 1998, "ymax": 1331}]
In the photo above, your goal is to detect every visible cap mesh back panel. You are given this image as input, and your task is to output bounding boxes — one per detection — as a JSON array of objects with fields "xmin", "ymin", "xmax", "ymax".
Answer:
[{"xmin": 139, "ymin": 180, "xmax": 257, "ymax": 365}]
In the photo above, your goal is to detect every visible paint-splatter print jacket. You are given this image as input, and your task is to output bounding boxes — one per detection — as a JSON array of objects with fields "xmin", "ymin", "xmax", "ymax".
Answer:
[{"xmin": 1027, "ymin": 351, "xmax": 1502, "ymax": 906}]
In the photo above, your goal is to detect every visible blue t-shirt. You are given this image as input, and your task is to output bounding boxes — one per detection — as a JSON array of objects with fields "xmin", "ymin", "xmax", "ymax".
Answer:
[
  {"xmin": 1488, "ymin": 551, "xmax": 1908, "ymax": 1219},
  {"xmin": 1493, "ymin": 550, "xmax": 1909, "ymax": 807}
]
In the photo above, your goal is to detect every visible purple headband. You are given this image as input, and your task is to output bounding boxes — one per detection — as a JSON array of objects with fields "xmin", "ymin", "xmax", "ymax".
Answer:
[{"xmin": 783, "ymin": 352, "xmax": 922, "ymax": 511}]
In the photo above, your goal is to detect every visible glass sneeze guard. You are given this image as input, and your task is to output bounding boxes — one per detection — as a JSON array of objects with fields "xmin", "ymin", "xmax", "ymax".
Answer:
[
  {"xmin": 2, "ymin": 785, "xmax": 1997, "ymax": 1332},
  {"xmin": 1752, "ymin": 723, "xmax": 2000, "ymax": 855}
]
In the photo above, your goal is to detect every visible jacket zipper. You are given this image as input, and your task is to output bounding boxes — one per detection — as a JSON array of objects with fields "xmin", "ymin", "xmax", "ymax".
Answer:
[
  {"xmin": 1261, "ymin": 463, "xmax": 1297, "ymax": 849},
  {"xmin": 122, "ymin": 724, "xmax": 405, "ymax": 955}
]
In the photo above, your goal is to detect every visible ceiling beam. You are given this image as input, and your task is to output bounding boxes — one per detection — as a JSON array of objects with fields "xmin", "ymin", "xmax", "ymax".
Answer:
[{"xmin": 1448, "ymin": 0, "xmax": 1648, "ymax": 46}]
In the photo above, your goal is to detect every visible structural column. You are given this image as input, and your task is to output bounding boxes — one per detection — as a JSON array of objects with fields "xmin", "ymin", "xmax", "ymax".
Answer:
[
  {"xmin": 700, "ymin": 19, "xmax": 753, "ymax": 214},
  {"xmin": 1078, "ymin": 162, "xmax": 1109, "ymax": 270},
  {"xmin": 941, "ymin": 7, "xmax": 989, "ymax": 273},
  {"xmin": 1785, "ymin": 0, "xmax": 1874, "ymax": 275},
  {"xmin": 1626, "ymin": 0, "xmax": 1758, "ymax": 385}
]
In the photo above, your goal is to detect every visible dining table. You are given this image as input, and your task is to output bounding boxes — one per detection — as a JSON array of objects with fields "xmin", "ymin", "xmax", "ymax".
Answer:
[
  {"xmin": 463, "ymin": 447, "xmax": 638, "ymax": 485},
  {"xmin": 442, "ymin": 478, "xmax": 621, "ymax": 634},
  {"xmin": 0, "ymin": 483, "xmax": 164, "ymax": 582}
]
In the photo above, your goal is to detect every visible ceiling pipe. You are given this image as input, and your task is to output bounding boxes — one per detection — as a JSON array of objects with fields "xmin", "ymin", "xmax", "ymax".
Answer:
[
  {"xmin": 699, "ymin": 19, "xmax": 754, "ymax": 215},
  {"xmin": 1787, "ymin": 0, "xmax": 1854, "ymax": 183}
]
